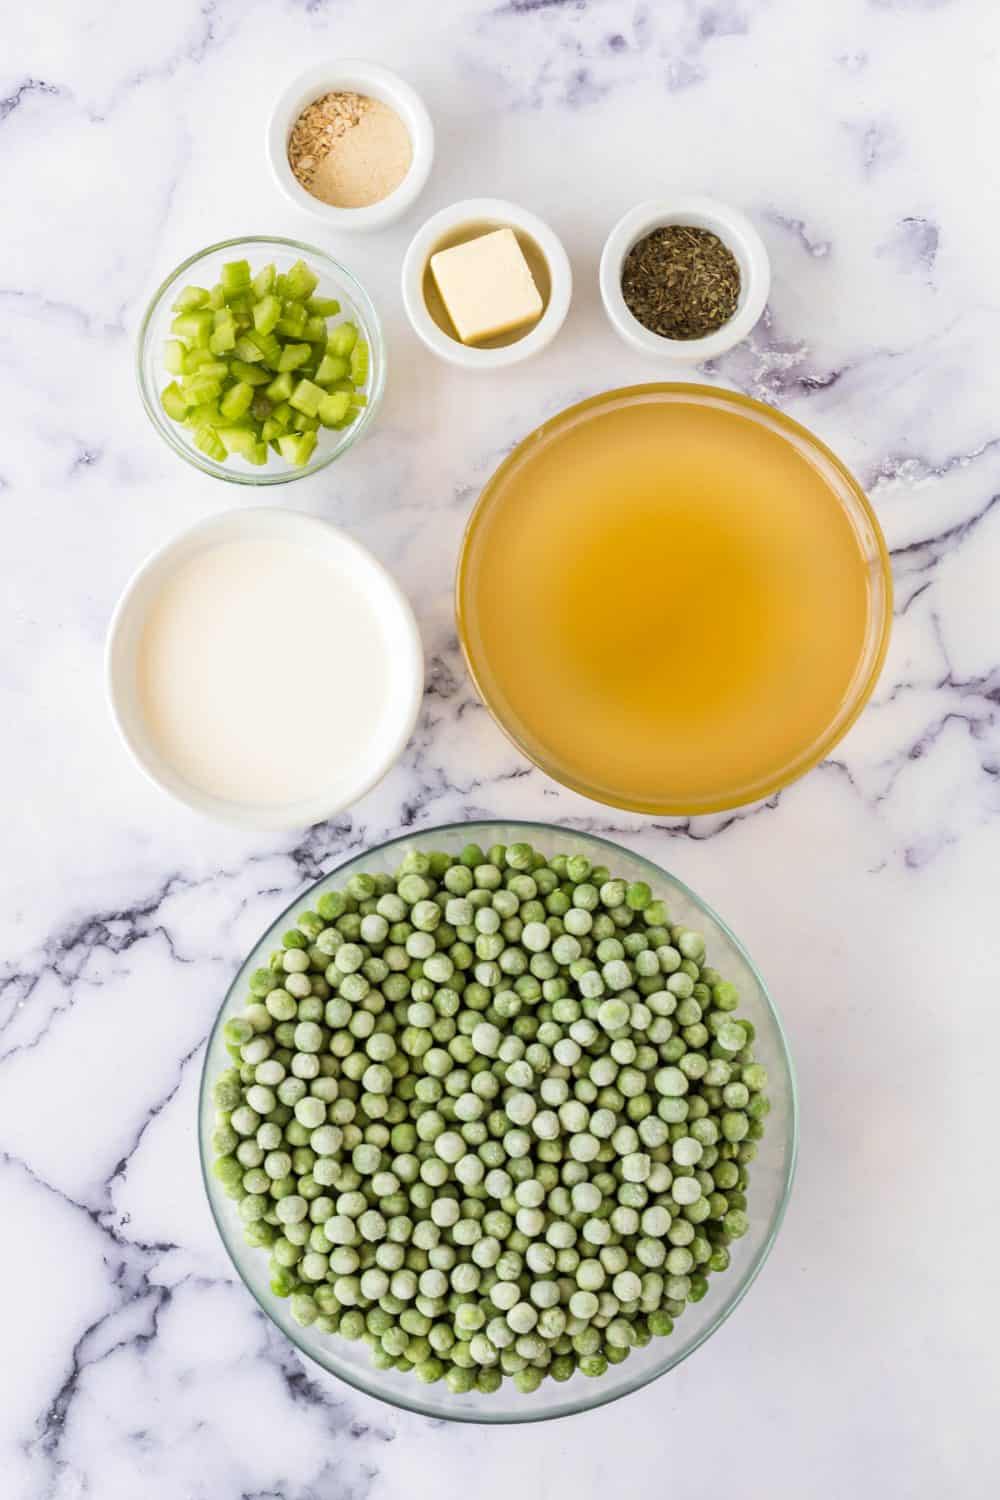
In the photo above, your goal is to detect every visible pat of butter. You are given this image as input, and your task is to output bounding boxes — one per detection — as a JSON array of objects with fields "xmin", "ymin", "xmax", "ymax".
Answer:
[{"xmin": 430, "ymin": 228, "xmax": 544, "ymax": 345}]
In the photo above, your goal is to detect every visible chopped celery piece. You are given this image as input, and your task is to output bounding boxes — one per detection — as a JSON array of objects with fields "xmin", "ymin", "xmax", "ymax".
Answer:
[
  {"xmin": 315, "ymin": 353, "xmax": 349, "ymax": 385},
  {"xmin": 306, "ymin": 296, "xmax": 341, "ymax": 317},
  {"xmin": 350, "ymin": 393, "xmax": 368, "ymax": 407},
  {"xmin": 276, "ymin": 302, "xmax": 307, "ymax": 338},
  {"xmin": 232, "ymin": 336, "xmax": 264, "ymax": 363},
  {"xmin": 317, "ymin": 390, "xmax": 351, "ymax": 427},
  {"xmin": 209, "ymin": 325, "xmax": 236, "ymax": 354},
  {"xmin": 194, "ymin": 425, "xmax": 227, "ymax": 461},
  {"xmin": 200, "ymin": 361, "xmax": 229, "ymax": 379},
  {"xmin": 290, "ymin": 409, "xmax": 319, "ymax": 432},
  {"xmin": 183, "ymin": 347, "xmax": 216, "ymax": 373},
  {"xmin": 260, "ymin": 418, "xmax": 282, "ymax": 442},
  {"xmin": 182, "ymin": 375, "xmax": 223, "ymax": 405},
  {"xmin": 171, "ymin": 310, "xmax": 214, "ymax": 341},
  {"xmin": 277, "ymin": 342, "xmax": 311, "ymax": 372},
  {"xmin": 285, "ymin": 259, "xmax": 319, "ymax": 300},
  {"xmin": 230, "ymin": 358, "xmax": 271, "ymax": 385},
  {"xmin": 289, "ymin": 378, "xmax": 324, "ymax": 417},
  {"xmin": 217, "ymin": 426, "xmax": 259, "ymax": 457},
  {"xmin": 213, "ymin": 306, "xmax": 235, "ymax": 330},
  {"xmin": 252, "ymin": 264, "xmax": 275, "ymax": 298},
  {"xmin": 253, "ymin": 295, "xmax": 281, "ymax": 335},
  {"xmin": 186, "ymin": 401, "xmax": 223, "ymax": 427},
  {"xmin": 221, "ymin": 259, "xmax": 251, "ymax": 293},
  {"xmin": 265, "ymin": 371, "xmax": 294, "ymax": 402},
  {"xmin": 172, "ymin": 285, "xmax": 209, "ymax": 312},
  {"xmin": 219, "ymin": 381, "xmax": 255, "ymax": 420},
  {"xmin": 247, "ymin": 442, "xmax": 268, "ymax": 465},
  {"xmin": 164, "ymin": 340, "xmax": 185, "ymax": 375},
  {"xmin": 270, "ymin": 401, "xmax": 293, "ymax": 430},
  {"xmin": 246, "ymin": 329, "xmax": 282, "ymax": 365},
  {"xmin": 303, "ymin": 315, "xmax": 327, "ymax": 343},
  {"xmin": 161, "ymin": 382, "xmax": 189, "ymax": 421},
  {"xmin": 251, "ymin": 392, "xmax": 273, "ymax": 421},
  {"xmin": 208, "ymin": 284, "xmax": 226, "ymax": 310},
  {"xmin": 328, "ymin": 321, "xmax": 358, "ymax": 357},
  {"xmin": 349, "ymin": 340, "xmax": 369, "ymax": 386},
  {"xmin": 327, "ymin": 377, "xmax": 354, "ymax": 393},
  {"xmin": 278, "ymin": 430, "xmax": 318, "ymax": 466},
  {"xmin": 227, "ymin": 294, "xmax": 253, "ymax": 326}
]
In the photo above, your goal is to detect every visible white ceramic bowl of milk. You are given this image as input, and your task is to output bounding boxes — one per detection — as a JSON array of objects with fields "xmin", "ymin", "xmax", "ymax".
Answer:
[{"xmin": 106, "ymin": 508, "xmax": 423, "ymax": 830}]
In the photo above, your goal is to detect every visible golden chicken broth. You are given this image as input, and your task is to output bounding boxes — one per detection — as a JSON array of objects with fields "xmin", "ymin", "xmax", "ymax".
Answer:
[{"xmin": 458, "ymin": 387, "xmax": 883, "ymax": 812}]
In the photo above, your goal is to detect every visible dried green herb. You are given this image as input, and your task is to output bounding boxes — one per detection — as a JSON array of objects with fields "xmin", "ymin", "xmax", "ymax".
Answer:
[{"xmin": 621, "ymin": 224, "xmax": 741, "ymax": 340}]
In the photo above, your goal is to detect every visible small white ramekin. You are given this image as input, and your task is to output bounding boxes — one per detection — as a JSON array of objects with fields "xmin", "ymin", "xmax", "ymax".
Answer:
[
  {"xmin": 106, "ymin": 508, "xmax": 424, "ymax": 831},
  {"xmin": 599, "ymin": 197, "xmax": 770, "ymax": 362},
  {"xmin": 267, "ymin": 60, "xmax": 434, "ymax": 232},
  {"xmin": 401, "ymin": 198, "xmax": 573, "ymax": 369}
]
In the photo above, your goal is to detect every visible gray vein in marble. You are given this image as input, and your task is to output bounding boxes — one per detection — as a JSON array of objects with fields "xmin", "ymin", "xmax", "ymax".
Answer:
[
  {"xmin": 867, "ymin": 436, "xmax": 1000, "ymax": 492},
  {"xmin": 0, "ymin": 287, "xmax": 127, "ymax": 340},
  {"xmin": 106, "ymin": 1035, "xmax": 206, "ymax": 1204},
  {"xmin": 764, "ymin": 210, "xmax": 831, "ymax": 258},
  {"xmin": 695, "ymin": 2, "xmax": 750, "ymax": 40},
  {"xmin": 869, "ymin": 0, "xmax": 954, "ymax": 10},
  {"xmin": 877, "ymin": 216, "xmax": 940, "ymax": 275},
  {"xmin": 258, "ymin": 1320, "xmax": 394, "ymax": 1443},
  {"xmin": 848, "ymin": 118, "xmax": 904, "ymax": 175},
  {"xmin": 496, "ymin": 0, "xmax": 587, "ymax": 13},
  {"xmin": 1, "ymin": 1149, "xmax": 177, "ymax": 1258},
  {"xmin": 707, "ymin": 309, "xmax": 844, "ymax": 403},
  {"xmin": 887, "ymin": 489, "xmax": 1000, "ymax": 576},
  {"xmin": 0, "ymin": 875, "xmax": 197, "ymax": 1058},
  {"xmin": 106, "ymin": 1, "xmax": 223, "ymax": 114},
  {"xmin": 6, "ymin": 1122, "xmax": 395, "ymax": 1497},
  {"xmin": 472, "ymin": 0, "xmax": 759, "ymax": 107},
  {"xmin": 0, "ymin": 78, "xmax": 61, "ymax": 122},
  {"xmin": 897, "ymin": 578, "xmax": 933, "ymax": 615}
]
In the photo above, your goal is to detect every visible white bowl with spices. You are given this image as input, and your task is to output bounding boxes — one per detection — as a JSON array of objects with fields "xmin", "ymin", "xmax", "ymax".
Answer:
[
  {"xmin": 401, "ymin": 198, "xmax": 573, "ymax": 369},
  {"xmin": 267, "ymin": 60, "xmax": 434, "ymax": 231},
  {"xmin": 600, "ymin": 197, "xmax": 770, "ymax": 362}
]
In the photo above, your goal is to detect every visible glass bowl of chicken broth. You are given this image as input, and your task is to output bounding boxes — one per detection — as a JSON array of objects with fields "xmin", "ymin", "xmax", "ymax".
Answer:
[{"xmin": 457, "ymin": 384, "xmax": 891, "ymax": 815}]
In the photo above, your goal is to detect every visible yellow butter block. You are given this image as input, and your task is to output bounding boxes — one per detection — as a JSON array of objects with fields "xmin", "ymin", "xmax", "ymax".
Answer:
[{"xmin": 430, "ymin": 228, "xmax": 544, "ymax": 345}]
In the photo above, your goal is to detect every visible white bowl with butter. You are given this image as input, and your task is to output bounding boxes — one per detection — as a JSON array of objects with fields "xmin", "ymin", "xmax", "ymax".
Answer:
[
  {"xmin": 106, "ymin": 509, "xmax": 423, "ymax": 830},
  {"xmin": 401, "ymin": 198, "xmax": 572, "ymax": 369}
]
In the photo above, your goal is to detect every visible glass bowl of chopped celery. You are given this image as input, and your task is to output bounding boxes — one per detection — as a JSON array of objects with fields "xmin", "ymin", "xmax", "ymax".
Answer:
[
  {"xmin": 137, "ymin": 235, "xmax": 385, "ymax": 484},
  {"xmin": 199, "ymin": 821, "xmax": 797, "ymax": 1423}
]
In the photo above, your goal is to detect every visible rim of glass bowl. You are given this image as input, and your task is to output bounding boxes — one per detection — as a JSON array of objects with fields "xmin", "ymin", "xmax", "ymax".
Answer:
[
  {"xmin": 455, "ymin": 384, "xmax": 893, "ymax": 816},
  {"xmin": 198, "ymin": 819, "xmax": 799, "ymax": 1424},
  {"xmin": 136, "ymin": 235, "xmax": 387, "ymax": 486}
]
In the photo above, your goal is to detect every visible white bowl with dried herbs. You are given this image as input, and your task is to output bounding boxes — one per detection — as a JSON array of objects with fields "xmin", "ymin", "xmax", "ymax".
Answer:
[
  {"xmin": 268, "ymin": 60, "xmax": 434, "ymax": 232},
  {"xmin": 599, "ymin": 197, "xmax": 770, "ymax": 363}
]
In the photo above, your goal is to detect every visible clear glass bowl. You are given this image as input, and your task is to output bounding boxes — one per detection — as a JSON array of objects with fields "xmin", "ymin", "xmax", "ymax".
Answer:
[
  {"xmin": 136, "ymin": 235, "xmax": 386, "ymax": 485},
  {"xmin": 198, "ymin": 821, "xmax": 798, "ymax": 1422},
  {"xmin": 456, "ymin": 385, "xmax": 892, "ymax": 816}
]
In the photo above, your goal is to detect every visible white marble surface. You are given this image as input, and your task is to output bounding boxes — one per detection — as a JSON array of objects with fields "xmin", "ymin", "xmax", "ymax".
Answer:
[{"xmin": 2, "ymin": 0, "xmax": 998, "ymax": 1494}]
